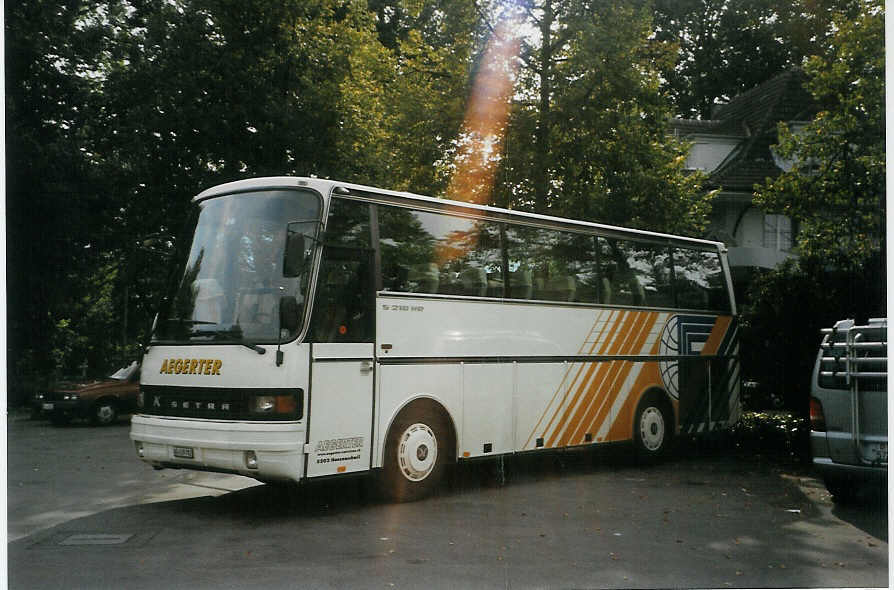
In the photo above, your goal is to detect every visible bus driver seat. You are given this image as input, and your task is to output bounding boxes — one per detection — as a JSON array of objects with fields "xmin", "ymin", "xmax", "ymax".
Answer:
[{"xmin": 193, "ymin": 279, "xmax": 224, "ymax": 324}]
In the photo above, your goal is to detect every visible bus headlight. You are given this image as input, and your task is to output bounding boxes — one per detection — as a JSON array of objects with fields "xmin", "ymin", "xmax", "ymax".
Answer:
[{"xmin": 249, "ymin": 393, "xmax": 298, "ymax": 418}]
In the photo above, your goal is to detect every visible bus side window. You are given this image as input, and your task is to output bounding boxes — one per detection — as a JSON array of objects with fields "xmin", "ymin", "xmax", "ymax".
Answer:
[
  {"xmin": 310, "ymin": 252, "xmax": 374, "ymax": 342},
  {"xmin": 377, "ymin": 205, "xmax": 504, "ymax": 299},
  {"xmin": 599, "ymin": 238, "xmax": 674, "ymax": 308},
  {"xmin": 308, "ymin": 198, "xmax": 375, "ymax": 343},
  {"xmin": 505, "ymin": 226, "xmax": 599, "ymax": 304},
  {"xmin": 598, "ymin": 237, "xmax": 637, "ymax": 306},
  {"xmin": 672, "ymin": 248, "xmax": 730, "ymax": 312}
]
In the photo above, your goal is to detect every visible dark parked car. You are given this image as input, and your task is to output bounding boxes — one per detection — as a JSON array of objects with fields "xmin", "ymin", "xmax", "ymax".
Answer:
[{"xmin": 35, "ymin": 361, "xmax": 141, "ymax": 426}]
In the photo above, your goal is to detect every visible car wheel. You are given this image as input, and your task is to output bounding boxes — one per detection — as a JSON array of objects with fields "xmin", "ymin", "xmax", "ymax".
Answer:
[
  {"xmin": 634, "ymin": 392, "xmax": 673, "ymax": 463},
  {"xmin": 380, "ymin": 402, "xmax": 452, "ymax": 502},
  {"xmin": 91, "ymin": 400, "xmax": 118, "ymax": 426}
]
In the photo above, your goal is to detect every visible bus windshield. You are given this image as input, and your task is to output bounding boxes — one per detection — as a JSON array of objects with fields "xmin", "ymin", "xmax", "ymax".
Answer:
[{"xmin": 153, "ymin": 189, "xmax": 322, "ymax": 345}]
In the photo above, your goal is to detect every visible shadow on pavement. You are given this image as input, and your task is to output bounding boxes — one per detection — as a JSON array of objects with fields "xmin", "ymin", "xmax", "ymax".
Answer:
[
  {"xmin": 9, "ymin": 445, "xmax": 887, "ymax": 590},
  {"xmin": 830, "ymin": 485, "xmax": 888, "ymax": 542}
]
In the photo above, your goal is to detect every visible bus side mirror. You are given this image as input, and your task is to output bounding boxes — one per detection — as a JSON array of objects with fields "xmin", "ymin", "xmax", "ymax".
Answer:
[
  {"xmin": 283, "ymin": 224, "xmax": 306, "ymax": 278},
  {"xmin": 280, "ymin": 296, "xmax": 300, "ymax": 332}
]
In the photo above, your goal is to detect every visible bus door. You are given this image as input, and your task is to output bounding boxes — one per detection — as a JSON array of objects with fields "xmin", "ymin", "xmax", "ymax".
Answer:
[{"xmin": 305, "ymin": 245, "xmax": 376, "ymax": 477}]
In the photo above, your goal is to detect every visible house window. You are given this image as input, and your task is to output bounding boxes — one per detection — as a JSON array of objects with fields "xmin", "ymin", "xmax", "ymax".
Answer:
[{"xmin": 763, "ymin": 214, "xmax": 792, "ymax": 252}]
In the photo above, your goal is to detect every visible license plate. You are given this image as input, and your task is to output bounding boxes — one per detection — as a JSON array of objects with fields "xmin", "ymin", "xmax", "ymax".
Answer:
[
  {"xmin": 173, "ymin": 446, "xmax": 195, "ymax": 459},
  {"xmin": 42, "ymin": 403, "xmax": 54, "ymax": 411},
  {"xmin": 874, "ymin": 443, "xmax": 887, "ymax": 463},
  {"xmin": 863, "ymin": 442, "xmax": 887, "ymax": 464}
]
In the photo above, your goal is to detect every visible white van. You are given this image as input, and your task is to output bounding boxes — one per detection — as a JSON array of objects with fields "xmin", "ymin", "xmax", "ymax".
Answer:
[{"xmin": 810, "ymin": 318, "xmax": 887, "ymax": 502}]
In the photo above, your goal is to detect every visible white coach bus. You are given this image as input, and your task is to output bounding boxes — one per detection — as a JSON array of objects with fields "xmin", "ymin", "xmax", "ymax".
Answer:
[{"xmin": 131, "ymin": 177, "xmax": 740, "ymax": 501}]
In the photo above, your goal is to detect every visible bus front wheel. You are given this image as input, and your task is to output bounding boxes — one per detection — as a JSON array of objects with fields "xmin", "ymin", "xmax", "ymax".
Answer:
[
  {"xmin": 634, "ymin": 393, "xmax": 673, "ymax": 463},
  {"xmin": 380, "ymin": 402, "xmax": 452, "ymax": 502}
]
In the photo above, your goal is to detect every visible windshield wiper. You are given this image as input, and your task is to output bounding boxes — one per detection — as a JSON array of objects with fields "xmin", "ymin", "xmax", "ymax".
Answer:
[
  {"xmin": 206, "ymin": 326, "xmax": 267, "ymax": 355},
  {"xmin": 160, "ymin": 318, "xmax": 217, "ymax": 325},
  {"xmin": 148, "ymin": 318, "xmax": 219, "ymax": 347},
  {"xmin": 240, "ymin": 342, "xmax": 267, "ymax": 355}
]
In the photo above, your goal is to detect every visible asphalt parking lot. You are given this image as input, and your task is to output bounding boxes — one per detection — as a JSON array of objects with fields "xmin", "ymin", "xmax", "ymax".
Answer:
[{"xmin": 7, "ymin": 413, "xmax": 889, "ymax": 589}]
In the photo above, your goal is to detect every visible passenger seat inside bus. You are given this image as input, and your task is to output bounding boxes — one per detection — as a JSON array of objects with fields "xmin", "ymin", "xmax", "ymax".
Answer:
[
  {"xmin": 534, "ymin": 274, "xmax": 577, "ymax": 302},
  {"xmin": 459, "ymin": 267, "xmax": 487, "ymax": 297},
  {"xmin": 630, "ymin": 276, "xmax": 645, "ymax": 306},
  {"xmin": 407, "ymin": 263, "xmax": 439, "ymax": 294},
  {"xmin": 193, "ymin": 278, "xmax": 224, "ymax": 324},
  {"xmin": 508, "ymin": 268, "xmax": 533, "ymax": 299},
  {"xmin": 599, "ymin": 278, "xmax": 612, "ymax": 304}
]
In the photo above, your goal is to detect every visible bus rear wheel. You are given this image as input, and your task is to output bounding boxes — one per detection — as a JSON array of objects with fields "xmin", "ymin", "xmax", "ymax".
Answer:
[
  {"xmin": 380, "ymin": 402, "xmax": 452, "ymax": 502},
  {"xmin": 634, "ymin": 393, "xmax": 673, "ymax": 463}
]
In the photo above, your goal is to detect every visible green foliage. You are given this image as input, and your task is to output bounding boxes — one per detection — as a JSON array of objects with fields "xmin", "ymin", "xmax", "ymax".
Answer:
[
  {"xmin": 731, "ymin": 411, "xmax": 810, "ymax": 465},
  {"xmin": 6, "ymin": 0, "xmax": 115, "ymax": 391},
  {"xmin": 495, "ymin": 0, "xmax": 712, "ymax": 236},
  {"xmin": 11, "ymin": 0, "xmax": 877, "ymax": 411},
  {"xmin": 739, "ymin": 257, "xmax": 884, "ymax": 411},
  {"xmin": 368, "ymin": 0, "xmax": 481, "ymax": 194},
  {"xmin": 6, "ymin": 0, "xmax": 479, "ymax": 403},
  {"xmin": 653, "ymin": 0, "xmax": 852, "ymax": 118},
  {"xmin": 755, "ymin": 1, "xmax": 885, "ymax": 269}
]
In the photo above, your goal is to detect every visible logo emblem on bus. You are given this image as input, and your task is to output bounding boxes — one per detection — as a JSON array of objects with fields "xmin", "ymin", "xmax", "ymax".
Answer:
[{"xmin": 159, "ymin": 358, "xmax": 222, "ymax": 375}]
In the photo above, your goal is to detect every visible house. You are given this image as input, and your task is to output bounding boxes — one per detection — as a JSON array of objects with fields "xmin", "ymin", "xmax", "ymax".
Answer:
[{"xmin": 670, "ymin": 69, "xmax": 816, "ymax": 300}]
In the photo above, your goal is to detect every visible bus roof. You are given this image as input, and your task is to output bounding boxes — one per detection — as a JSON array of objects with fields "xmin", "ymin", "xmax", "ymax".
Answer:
[{"xmin": 195, "ymin": 176, "xmax": 726, "ymax": 250}]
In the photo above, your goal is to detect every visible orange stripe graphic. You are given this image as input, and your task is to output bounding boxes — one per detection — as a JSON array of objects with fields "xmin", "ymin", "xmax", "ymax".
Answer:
[
  {"xmin": 524, "ymin": 310, "xmax": 616, "ymax": 449},
  {"xmin": 571, "ymin": 312, "xmax": 659, "ymax": 445},
  {"xmin": 701, "ymin": 316, "xmax": 732, "ymax": 356},
  {"xmin": 540, "ymin": 311, "xmax": 631, "ymax": 447},
  {"xmin": 569, "ymin": 312, "xmax": 656, "ymax": 445},
  {"xmin": 606, "ymin": 338, "xmax": 663, "ymax": 441},
  {"xmin": 590, "ymin": 313, "xmax": 665, "ymax": 442},
  {"xmin": 552, "ymin": 311, "xmax": 655, "ymax": 447},
  {"xmin": 543, "ymin": 311, "xmax": 637, "ymax": 447},
  {"xmin": 540, "ymin": 311, "xmax": 616, "ymax": 434}
]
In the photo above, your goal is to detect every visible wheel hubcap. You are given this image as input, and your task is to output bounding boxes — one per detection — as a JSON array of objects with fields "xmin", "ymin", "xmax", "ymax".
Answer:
[
  {"xmin": 397, "ymin": 423, "xmax": 438, "ymax": 482},
  {"xmin": 640, "ymin": 407, "xmax": 665, "ymax": 451},
  {"xmin": 97, "ymin": 406, "xmax": 114, "ymax": 422}
]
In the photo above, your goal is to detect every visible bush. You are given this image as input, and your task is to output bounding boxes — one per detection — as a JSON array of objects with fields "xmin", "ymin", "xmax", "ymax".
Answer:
[
  {"xmin": 739, "ymin": 256, "xmax": 885, "ymax": 412},
  {"xmin": 730, "ymin": 411, "xmax": 810, "ymax": 465}
]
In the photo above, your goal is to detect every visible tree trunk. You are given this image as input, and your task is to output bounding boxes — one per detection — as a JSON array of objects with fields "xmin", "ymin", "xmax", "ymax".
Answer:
[{"xmin": 534, "ymin": 0, "xmax": 553, "ymax": 206}]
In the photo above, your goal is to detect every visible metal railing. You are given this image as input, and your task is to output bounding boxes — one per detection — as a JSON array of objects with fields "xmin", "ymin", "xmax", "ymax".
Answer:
[
  {"xmin": 819, "ymin": 318, "xmax": 887, "ymax": 383},
  {"xmin": 818, "ymin": 318, "xmax": 887, "ymax": 467}
]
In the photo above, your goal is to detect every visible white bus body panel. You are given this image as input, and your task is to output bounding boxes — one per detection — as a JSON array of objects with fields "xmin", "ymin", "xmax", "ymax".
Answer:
[
  {"xmin": 373, "ymin": 295, "xmax": 690, "ymax": 464},
  {"xmin": 132, "ymin": 342, "xmax": 310, "ymax": 483},
  {"xmin": 131, "ymin": 415, "xmax": 306, "ymax": 481},
  {"xmin": 305, "ymin": 343, "xmax": 375, "ymax": 477},
  {"xmin": 375, "ymin": 364, "xmax": 463, "ymax": 468}
]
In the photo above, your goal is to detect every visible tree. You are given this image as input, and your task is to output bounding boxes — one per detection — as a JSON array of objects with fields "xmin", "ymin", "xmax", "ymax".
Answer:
[
  {"xmin": 491, "ymin": 0, "xmax": 711, "ymax": 236},
  {"xmin": 652, "ymin": 0, "xmax": 851, "ymax": 119},
  {"xmin": 6, "ymin": 0, "xmax": 119, "ymax": 391},
  {"xmin": 7, "ymin": 0, "xmax": 481, "ymax": 398},
  {"xmin": 755, "ymin": 1, "xmax": 884, "ymax": 275},
  {"xmin": 367, "ymin": 0, "xmax": 481, "ymax": 194},
  {"xmin": 739, "ymin": 1, "xmax": 885, "ymax": 408},
  {"xmin": 740, "ymin": 256, "xmax": 883, "ymax": 410}
]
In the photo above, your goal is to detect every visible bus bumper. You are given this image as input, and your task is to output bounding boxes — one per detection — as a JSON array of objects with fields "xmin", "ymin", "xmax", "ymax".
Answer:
[{"xmin": 130, "ymin": 414, "xmax": 306, "ymax": 483}]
